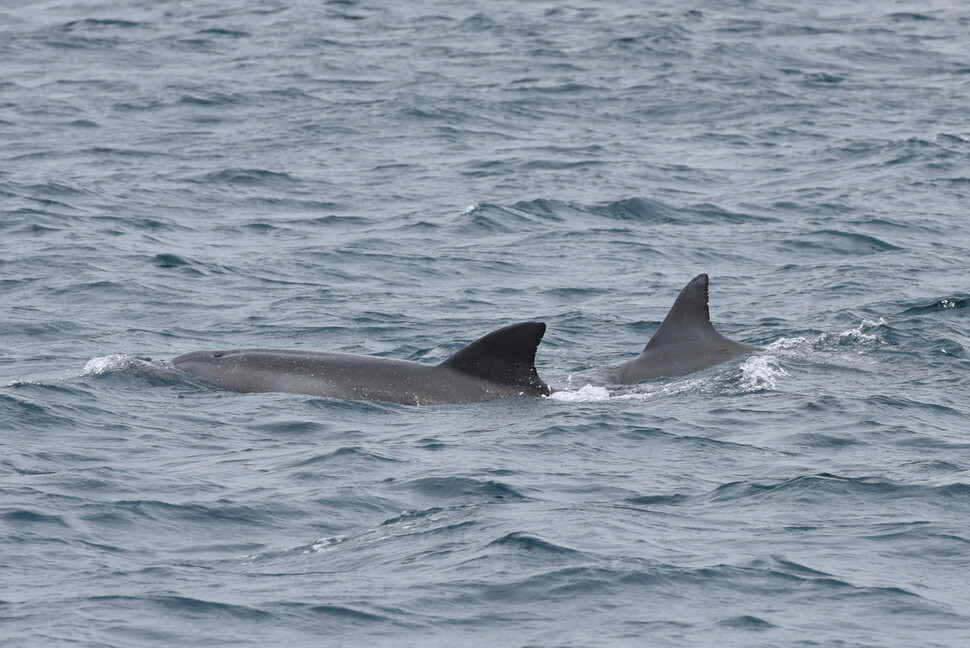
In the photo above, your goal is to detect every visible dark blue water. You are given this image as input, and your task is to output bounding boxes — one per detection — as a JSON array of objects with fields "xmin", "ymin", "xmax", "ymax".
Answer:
[{"xmin": 2, "ymin": 1, "xmax": 969, "ymax": 646}]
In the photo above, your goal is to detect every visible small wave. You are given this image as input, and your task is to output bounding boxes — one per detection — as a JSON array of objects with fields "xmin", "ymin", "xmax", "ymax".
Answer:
[
  {"xmin": 301, "ymin": 604, "xmax": 388, "ymax": 623},
  {"xmin": 588, "ymin": 196, "xmax": 680, "ymax": 223},
  {"xmin": 287, "ymin": 506, "xmax": 481, "ymax": 559},
  {"xmin": 887, "ymin": 11, "xmax": 936, "ymax": 22},
  {"xmin": 393, "ymin": 477, "xmax": 527, "ymax": 502},
  {"xmin": 91, "ymin": 594, "xmax": 272, "ymax": 620},
  {"xmin": 284, "ymin": 446, "xmax": 402, "ymax": 468},
  {"xmin": 272, "ymin": 601, "xmax": 416, "ymax": 628},
  {"xmin": 488, "ymin": 532, "xmax": 583, "ymax": 556},
  {"xmin": 624, "ymin": 493, "xmax": 689, "ymax": 506},
  {"xmin": 378, "ymin": 507, "xmax": 442, "ymax": 526},
  {"xmin": 693, "ymin": 473, "xmax": 970, "ymax": 508},
  {"xmin": 901, "ymin": 296, "xmax": 969, "ymax": 316},
  {"xmin": 1, "ymin": 509, "xmax": 70, "ymax": 528},
  {"xmin": 195, "ymin": 28, "xmax": 251, "ymax": 38},
  {"xmin": 113, "ymin": 499, "xmax": 276, "ymax": 526},
  {"xmin": 249, "ymin": 420, "xmax": 330, "ymax": 437},
  {"xmin": 59, "ymin": 19, "xmax": 144, "ymax": 31},
  {"xmin": 781, "ymin": 230, "xmax": 901, "ymax": 257},
  {"xmin": 456, "ymin": 201, "xmax": 556, "ymax": 233},
  {"xmin": 0, "ymin": 390, "xmax": 77, "ymax": 429},
  {"xmin": 717, "ymin": 615, "xmax": 777, "ymax": 629},
  {"xmin": 786, "ymin": 432, "xmax": 868, "ymax": 448},
  {"xmin": 152, "ymin": 253, "xmax": 197, "ymax": 269},
  {"xmin": 191, "ymin": 168, "xmax": 302, "ymax": 187},
  {"xmin": 460, "ymin": 197, "xmax": 767, "ymax": 235}
]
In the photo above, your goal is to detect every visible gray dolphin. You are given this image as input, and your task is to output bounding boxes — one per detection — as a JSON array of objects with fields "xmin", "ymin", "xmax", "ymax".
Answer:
[
  {"xmin": 172, "ymin": 322, "xmax": 550, "ymax": 406},
  {"xmin": 571, "ymin": 274, "xmax": 760, "ymax": 385}
]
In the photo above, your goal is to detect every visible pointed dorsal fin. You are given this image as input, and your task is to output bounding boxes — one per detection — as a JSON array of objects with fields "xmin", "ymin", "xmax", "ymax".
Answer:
[
  {"xmin": 644, "ymin": 273, "xmax": 718, "ymax": 351},
  {"xmin": 440, "ymin": 322, "xmax": 550, "ymax": 395}
]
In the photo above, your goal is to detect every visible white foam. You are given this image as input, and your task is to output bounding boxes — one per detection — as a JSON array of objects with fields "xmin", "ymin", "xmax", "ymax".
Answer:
[
  {"xmin": 82, "ymin": 353, "xmax": 139, "ymax": 375},
  {"xmin": 852, "ymin": 317, "xmax": 887, "ymax": 340},
  {"xmin": 738, "ymin": 354, "xmax": 789, "ymax": 392},
  {"xmin": 548, "ymin": 384, "xmax": 612, "ymax": 402},
  {"xmin": 818, "ymin": 317, "xmax": 886, "ymax": 346},
  {"xmin": 549, "ymin": 378, "xmax": 714, "ymax": 404},
  {"xmin": 80, "ymin": 354, "xmax": 177, "ymax": 381},
  {"xmin": 769, "ymin": 318, "xmax": 888, "ymax": 355},
  {"xmin": 767, "ymin": 337, "xmax": 813, "ymax": 351},
  {"xmin": 307, "ymin": 535, "xmax": 347, "ymax": 554}
]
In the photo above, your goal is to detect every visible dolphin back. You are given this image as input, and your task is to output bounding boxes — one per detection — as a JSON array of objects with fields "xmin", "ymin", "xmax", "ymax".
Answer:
[
  {"xmin": 625, "ymin": 273, "xmax": 759, "ymax": 381},
  {"xmin": 646, "ymin": 273, "xmax": 723, "ymax": 351},
  {"xmin": 440, "ymin": 322, "xmax": 551, "ymax": 396},
  {"xmin": 645, "ymin": 274, "xmax": 758, "ymax": 352},
  {"xmin": 570, "ymin": 274, "xmax": 759, "ymax": 386}
]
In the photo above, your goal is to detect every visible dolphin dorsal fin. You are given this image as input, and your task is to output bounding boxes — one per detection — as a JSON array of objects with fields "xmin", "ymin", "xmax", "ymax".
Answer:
[
  {"xmin": 644, "ymin": 274, "xmax": 718, "ymax": 351},
  {"xmin": 440, "ymin": 322, "xmax": 550, "ymax": 395}
]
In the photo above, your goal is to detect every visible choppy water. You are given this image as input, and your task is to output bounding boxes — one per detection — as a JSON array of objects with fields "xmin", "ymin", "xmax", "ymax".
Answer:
[{"xmin": 2, "ymin": 1, "xmax": 969, "ymax": 646}]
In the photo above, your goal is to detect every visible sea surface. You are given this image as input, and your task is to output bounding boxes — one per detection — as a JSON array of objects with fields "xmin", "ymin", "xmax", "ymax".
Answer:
[{"xmin": 2, "ymin": 0, "xmax": 969, "ymax": 646}]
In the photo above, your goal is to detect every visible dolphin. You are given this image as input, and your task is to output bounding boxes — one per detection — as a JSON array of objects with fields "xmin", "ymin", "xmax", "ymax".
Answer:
[
  {"xmin": 172, "ymin": 322, "xmax": 550, "ymax": 406},
  {"xmin": 570, "ymin": 274, "xmax": 760, "ymax": 385}
]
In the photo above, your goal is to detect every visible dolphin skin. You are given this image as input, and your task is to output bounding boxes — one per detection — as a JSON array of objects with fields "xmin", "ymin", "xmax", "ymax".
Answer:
[
  {"xmin": 172, "ymin": 322, "xmax": 550, "ymax": 406},
  {"xmin": 571, "ymin": 274, "xmax": 760, "ymax": 385}
]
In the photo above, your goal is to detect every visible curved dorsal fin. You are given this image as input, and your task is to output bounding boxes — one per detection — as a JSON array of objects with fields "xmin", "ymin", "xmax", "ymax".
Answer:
[
  {"xmin": 644, "ymin": 273, "xmax": 718, "ymax": 350},
  {"xmin": 440, "ymin": 322, "xmax": 550, "ymax": 395}
]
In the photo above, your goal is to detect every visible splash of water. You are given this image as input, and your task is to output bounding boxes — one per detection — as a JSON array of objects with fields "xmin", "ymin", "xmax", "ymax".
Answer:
[
  {"xmin": 82, "ymin": 354, "xmax": 141, "ymax": 375},
  {"xmin": 738, "ymin": 355, "xmax": 789, "ymax": 393}
]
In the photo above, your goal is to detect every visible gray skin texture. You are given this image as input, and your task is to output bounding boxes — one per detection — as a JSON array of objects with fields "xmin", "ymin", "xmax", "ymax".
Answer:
[
  {"xmin": 571, "ymin": 274, "xmax": 760, "ymax": 386},
  {"xmin": 172, "ymin": 322, "xmax": 550, "ymax": 406}
]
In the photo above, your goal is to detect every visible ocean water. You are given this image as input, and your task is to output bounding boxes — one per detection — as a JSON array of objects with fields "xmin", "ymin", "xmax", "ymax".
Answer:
[{"xmin": 2, "ymin": 0, "xmax": 969, "ymax": 646}]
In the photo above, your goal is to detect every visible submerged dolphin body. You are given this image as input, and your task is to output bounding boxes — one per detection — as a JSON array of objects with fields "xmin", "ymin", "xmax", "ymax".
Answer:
[
  {"xmin": 571, "ymin": 274, "xmax": 760, "ymax": 385},
  {"xmin": 173, "ymin": 322, "xmax": 550, "ymax": 406}
]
